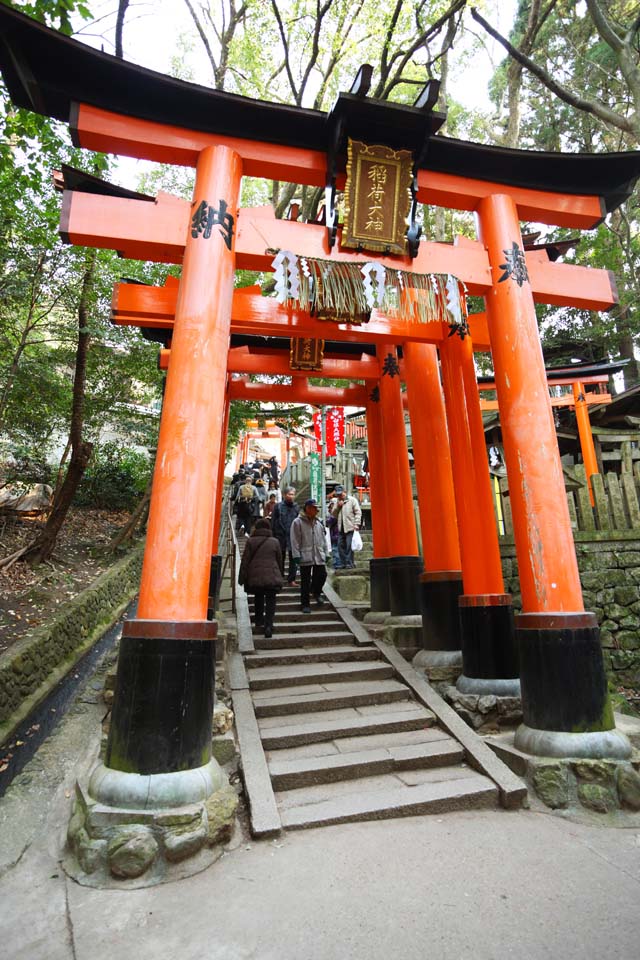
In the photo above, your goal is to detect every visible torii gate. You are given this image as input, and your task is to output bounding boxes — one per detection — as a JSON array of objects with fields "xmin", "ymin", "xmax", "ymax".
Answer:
[{"xmin": 2, "ymin": 7, "xmax": 637, "ymax": 818}]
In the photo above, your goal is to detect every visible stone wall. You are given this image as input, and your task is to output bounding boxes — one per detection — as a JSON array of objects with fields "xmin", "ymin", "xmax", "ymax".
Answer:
[
  {"xmin": 0, "ymin": 544, "xmax": 144, "ymax": 741},
  {"xmin": 501, "ymin": 533, "xmax": 640, "ymax": 697}
]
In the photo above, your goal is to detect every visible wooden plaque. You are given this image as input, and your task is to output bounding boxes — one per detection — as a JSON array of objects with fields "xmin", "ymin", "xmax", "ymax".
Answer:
[
  {"xmin": 290, "ymin": 337, "xmax": 325, "ymax": 370},
  {"xmin": 342, "ymin": 139, "xmax": 413, "ymax": 255}
]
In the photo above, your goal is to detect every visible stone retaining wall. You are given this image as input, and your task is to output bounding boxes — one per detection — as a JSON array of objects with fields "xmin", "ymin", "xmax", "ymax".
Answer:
[
  {"xmin": 501, "ymin": 533, "xmax": 640, "ymax": 696},
  {"xmin": 0, "ymin": 544, "xmax": 144, "ymax": 742}
]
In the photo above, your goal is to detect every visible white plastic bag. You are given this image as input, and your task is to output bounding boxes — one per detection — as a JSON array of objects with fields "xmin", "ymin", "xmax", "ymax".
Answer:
[
  {"xmin": 351, "ymin": 529, "xmax": 363, "ymax": 552},
  {"xmin": 325, "ymin": 527, "xmax": 332, "ymax": 554}
]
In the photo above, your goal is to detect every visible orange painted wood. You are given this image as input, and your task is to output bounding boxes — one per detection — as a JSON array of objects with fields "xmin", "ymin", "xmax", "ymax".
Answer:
[
  {"xmin": 137, "ymin": 145, "xmax": 242, "ymax": 622},
  {"xmin": 211, "ymin": 391, "xmax": 231, "ymax": 553},
  {"xmin": 573, "ymin": 381, "xmax": 600, "ymax": 506},
  {"xmin": 74, "ymin": 104, "xmax": 328, "ymax": 185},
  {"xmin": 439, "ymin": 333, "xmax": 505, "ymax": 596},
  {"xmin": 480, "ymin": 393, "xmax": 611, "ymax": 411},
  {"xmin": 377, "ymin": 344, "xmax": 419, "ymax": 557},
  {"xmin": 478, "ymin": 193, "xmax": 584, "ymax": 614},
  {"xmin": 74, "ymin": 105, "xmax": 604, "ymax": 227},
  {"xmin": 68, "ymin": 191, "xmax": 617, "ymax": 310},
  {"xmin": 113, "ymin": 282, "xmax": 449, "ymax": 345},
  {"xmin": 403, "ymin": 342, "xmax": 461, "ymax": 573},
  {"xmin": 366, "ymin": 392, "xmax": 391, "ymax": 558},
  {"xmin": 158, "ymin": 347, "xmax": 378, "ymax": 378},
  {"xmin": 417, "ymin": 169, "xmax": 604, "ymax": 229},
  {"xmin": 228, "ymin": 379, "xmax": 367, "ymax": 406}
]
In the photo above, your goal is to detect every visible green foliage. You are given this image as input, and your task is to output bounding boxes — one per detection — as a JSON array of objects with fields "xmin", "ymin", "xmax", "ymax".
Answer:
[{"xmin": 75, "ymin": 441, "xmax": 151, "ymax": 510}]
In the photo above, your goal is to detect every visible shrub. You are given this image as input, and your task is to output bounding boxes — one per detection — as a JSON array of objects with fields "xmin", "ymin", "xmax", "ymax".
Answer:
[{"xmin": 76, "ymin": 442, "xmax": 151, "ymax": 510}]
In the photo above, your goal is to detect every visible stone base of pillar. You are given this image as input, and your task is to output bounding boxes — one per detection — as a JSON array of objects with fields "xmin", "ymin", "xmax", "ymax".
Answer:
[
  {"xmin": 369, "ymin": 557, "xmax": 391, "ymax": 612},
  {"xmin": 64, "ymin": 618, "xmax": 233, "ymax": 886},
  {"xmin": 389, "ymin": 555, "xmax": 423, "ymax": 616},
  {"xmin": 207, "ymin": 554, "xmax": 223, "ymax": 620},
  {"xmin": 419, "ymin": 571, "xmax": 463, "ymax": 651},
  {"xmin": 514, "ymin": 724, "xmax": 631, "ymax": 760},
  {"xmin": 413, "ymin": 648, "xmax": 462, "ymax": 685},
  {"xmin": 458, "ymin": 594, "xmax": 519, "ymax": 695},
  {"xmin": 516, "ymin": 613, "xmax": 627, "ymax": 757},
  {"xmin": 363, "ymin": 610, "xmax": 391, "ymax": 624},
  {"xmin": 383, "ymin": 614, "xmax": 422, "ymax": 661},
  {"xmin": 456, "ymin": 675, "xmax": 521, "ymax": 697},
  {"xmin": 106, "ymin": 620, "xmax": 216, "ymax": 776},
  {"xmin": 64, "ymin": 769, "xmax": 239, "ymax": 887}
]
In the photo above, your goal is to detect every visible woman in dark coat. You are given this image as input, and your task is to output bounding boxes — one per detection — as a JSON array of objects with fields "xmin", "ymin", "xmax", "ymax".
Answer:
[{"xmin": 238, "ymin": 518, "xmax": 284, "ymax": 638}]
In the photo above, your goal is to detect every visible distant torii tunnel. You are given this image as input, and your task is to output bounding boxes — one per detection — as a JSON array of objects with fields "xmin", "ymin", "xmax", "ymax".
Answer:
[{"xmin": 1, "ymin": 2, "xmax": 637, "ymax": 822}]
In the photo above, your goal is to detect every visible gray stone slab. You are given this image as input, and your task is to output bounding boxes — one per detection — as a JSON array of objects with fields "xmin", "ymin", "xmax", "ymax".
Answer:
[
  {"xmin": 248, "ymin": 661, "xmax": 393, "ymax": 690},
  {"xmin": 265, "ymin": 741, "xmax": 341, "ymax": 762},
  {"xmin": 354, "ymin": 700, "xmax": 429, "ymax": 718},
  {"xmin": 230, "ymin": 688, "xmax": 281, "ymax": 838},
  {"xmin": 279, "ymin": 775, "xmax": 498, "ymax": 829},
  {"xmin": 276, "ymin": 771, "xmax": 405, "ymax": 809},
  {"xmin": 260, "ymin": 710, "xmax": 433, "ymax": 749},
  {"xmin": 335, "ymin": 726, "xmax": 447, "ymax": 753},
  {"xmin": 227, "ymin": 651, "xmax": 249, "ymax": 691},
  {"xmin": 253, "ymin": 631, "xmax": 353, "ymax": 649},
  {"xmin": 253, "ymin": 683, "xmax": 327, "ymax": 699},
  {"xmin": 245, "ymin": 645, "xmax": 379, "ymax": 668},
  {"xmin": 258, "ymin": 708, "xmax": 361, "ymax": 729},
  {"xmin": 253, "ymin": 680, "xmax": 410, "ymax": 718},
  {"xmin": 371, "ymin": 638, "xmax": 528, "ymax": 809},
  {"xmin": 394, "ymin": 764, "xmax": 480, "ymax": 787},
  {"xmin": 269, "ymin": 739, "xmax": 465, "ymax": 791}
]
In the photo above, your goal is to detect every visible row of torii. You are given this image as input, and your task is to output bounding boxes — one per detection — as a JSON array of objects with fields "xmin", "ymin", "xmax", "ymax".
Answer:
[
  {"xmin": 65, "ymin": 116, "xmax": 629, "ymax": 763},
  {"xmin": 3, "ymin": 1, "xmax": 636, "ymax": 796}
]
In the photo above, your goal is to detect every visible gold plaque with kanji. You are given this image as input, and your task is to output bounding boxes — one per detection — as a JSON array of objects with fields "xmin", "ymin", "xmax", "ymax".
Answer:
[
  {"xmin": 290, "ymin": 337, "xmax": 325, "ymax": 371},
  {"xmin": 342, "ymin": 139, "xmax": 413, "ymax": 255}
]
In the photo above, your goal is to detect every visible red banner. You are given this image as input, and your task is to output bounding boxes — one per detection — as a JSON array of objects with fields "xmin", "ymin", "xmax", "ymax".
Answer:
[
  {"xmin": 312, "ymin": 408, "xmax": 345, "ymax": 457},
  {"xmin": 326, "ymin": 407, "xmax": 345, "ymax": 457}
]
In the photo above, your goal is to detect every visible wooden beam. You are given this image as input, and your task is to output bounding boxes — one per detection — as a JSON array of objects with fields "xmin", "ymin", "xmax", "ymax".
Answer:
[
  {"xmin": 228, "ymin": 379, "xmax": 367, "ymax": 406},
  {"xmin": 418, "ymin": 170, "xmax": 604, "ymax": 229},
  {"xmin": 74, "ymin": 104, "xmax": 605, "ymax": 227},
  {"xmin": 159, "ymin": 346, "xmax": 378, "ymax": 378},
  {"xmin": 113, "ymin": 283, "xmax": 449, "ymax": 346},
  {"xmin": 66, "ymin": 191, "xmax": 617, "ymax": 310}
]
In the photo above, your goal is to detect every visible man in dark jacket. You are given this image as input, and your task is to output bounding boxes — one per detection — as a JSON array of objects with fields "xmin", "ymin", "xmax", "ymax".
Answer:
[{"xmin": 271, "ymin": 486, "xmax": 299, "ymax": 584}]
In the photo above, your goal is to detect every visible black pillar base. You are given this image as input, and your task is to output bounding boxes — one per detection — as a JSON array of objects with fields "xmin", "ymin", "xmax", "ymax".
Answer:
[
  {"xmin": 459, "ymin": 594, "xmax": 518, "ymax": 680},
  {"xmin": 419, "ymin": 571, "xmax": 463, "ymax": 651},
  {"xmin": 389, "ymin": 555, "xmax": 423, "ymax": 616},
  {"xmin": 517, "ymin": 612, "xmax": 614, "ymax": 733},
  {"xmin": 207, "ymin": 554, "xmax": 223, "ymax": 620},
  {"xmin": 106, "ymin": 619, "xmax": 216, "ymax": 776},
  {"xmin": 369, "ymin": 558, "xmax": 391, "ymax": 613}
]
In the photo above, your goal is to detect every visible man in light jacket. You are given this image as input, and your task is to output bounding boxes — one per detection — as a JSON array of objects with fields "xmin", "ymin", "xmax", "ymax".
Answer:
[
  {"xmin": 331, "ymin": 485, "xmax": 362, "ymax": 570},
  {"xmin": 290, "ymin": 498, "xmax": 329, "ymax": 613}
]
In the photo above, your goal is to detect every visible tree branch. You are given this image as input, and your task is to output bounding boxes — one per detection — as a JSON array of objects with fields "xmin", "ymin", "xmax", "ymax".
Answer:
[{"xmin": 471, "ymin": 7, "xmax": 636, "ymax": 138}]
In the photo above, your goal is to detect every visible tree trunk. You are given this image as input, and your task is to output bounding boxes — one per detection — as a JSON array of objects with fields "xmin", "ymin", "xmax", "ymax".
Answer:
[{"xmin": 20, "ymin": 253, "xmax": 96, "ymax": 565}]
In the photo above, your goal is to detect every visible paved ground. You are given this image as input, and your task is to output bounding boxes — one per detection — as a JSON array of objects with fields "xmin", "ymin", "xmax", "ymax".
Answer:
[{"xmin": 1, "ymin": 669, "xmax": 639, "ymax": 960}]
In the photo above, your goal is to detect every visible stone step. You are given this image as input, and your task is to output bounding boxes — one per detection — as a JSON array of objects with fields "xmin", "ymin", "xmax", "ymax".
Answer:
[
  {"xmin": 245, "ymin": 645, "xmax": 379, "ymax": 668},
  {"xmin": 268, "ymin": 737, "xmax": 464, "ymax": 790},
  {"xmin": 260, "ymin": 706, "xmax": 435, "ymax": 749},
  {"xmin": 248, "ymin": 609, "xmax": 343, "ymax": 623},
  {"xmin": 251, "ymin": 619, "xmax": 345, "ymax": 635},
  {"xmin": 248, "ymin": 660, "xmax": 394, "ymax": 690},
  {"xmin": 253, "ymin": 679, "xmax": 410, "ymax": 717},
  {"xmin": 253, "ymin": 631, "xmax": 354, "ymax": 649},
  {"xmin": 277, "ymin": 769, "xmax": 498, "ymax": 829},
  {"xmin": 265, "ymin": 725, "xmax": 451, "ymax": 762}
]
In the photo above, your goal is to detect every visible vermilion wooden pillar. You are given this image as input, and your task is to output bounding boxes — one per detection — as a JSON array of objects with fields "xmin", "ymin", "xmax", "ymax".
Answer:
[
  {"xmin": 208, "ymin": 390, "xmax": 231, "ymax": 617},
  {"xmin": 403, "ymin": 341, "xmax": 463, "ymax": 653},
  {"xmin": 376, "ymin": 344, "xmax": 421, "ymax": 616},
  {"xmin": 366, "ymin": 388, "xmax": 392, "ymax": 612},
  {"xmin": 106, "ymin": 145, "xmax": 242, "ymax": 778},
  {"xmin": 439, "ymin": 332, "xmax": 519, "ymax": 694},
  {"xmin": 478, "ymin": 194, "xmax": 627, "ymax": 757},
  {"xmin": 573, "ymin": 381, "xmax": 599, "ymax": 506}
]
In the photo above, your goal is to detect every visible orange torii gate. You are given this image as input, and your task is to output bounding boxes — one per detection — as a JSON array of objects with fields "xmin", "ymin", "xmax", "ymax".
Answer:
[{"xmin": 2, "ymin": 5, "xmax": 637, "ymax": 828}]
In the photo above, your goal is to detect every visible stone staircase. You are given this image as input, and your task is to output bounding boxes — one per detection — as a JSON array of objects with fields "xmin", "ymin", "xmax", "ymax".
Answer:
[{"xmin": 235, "ymin": 583, "xmax": 510, "ymax": 832}]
